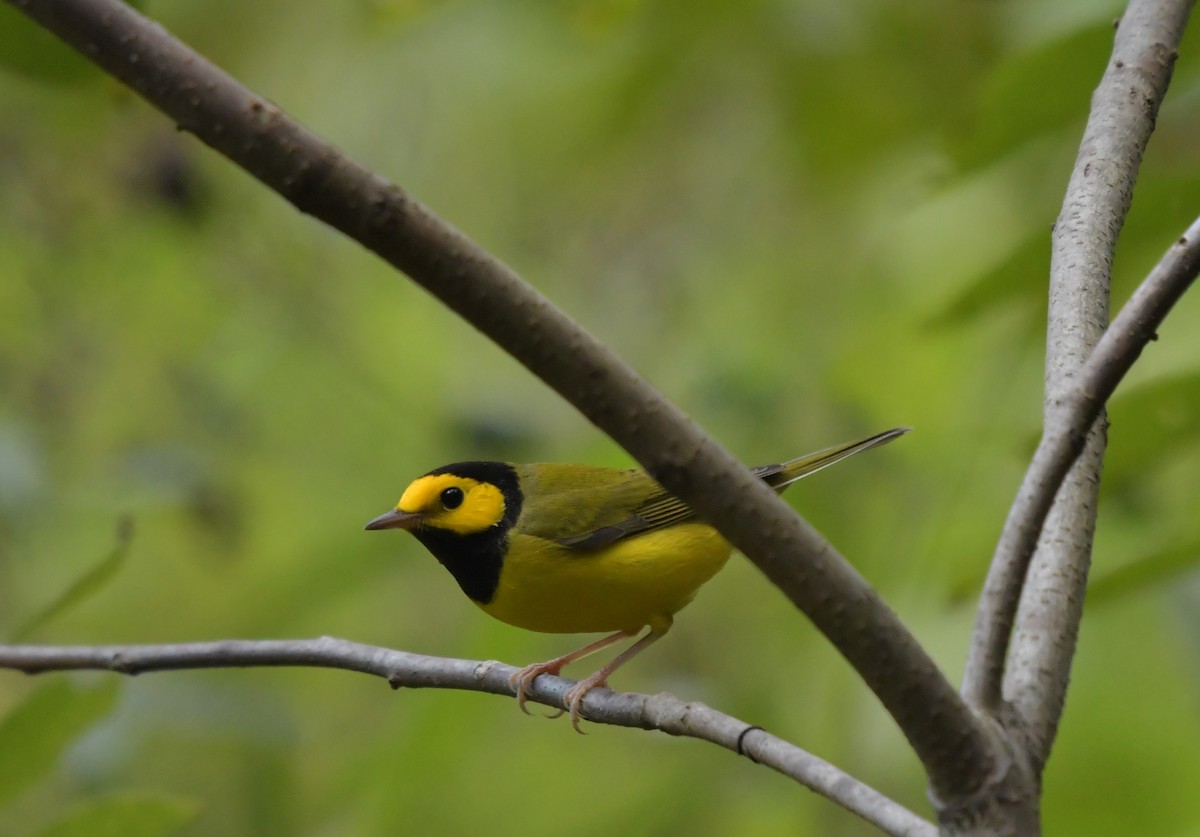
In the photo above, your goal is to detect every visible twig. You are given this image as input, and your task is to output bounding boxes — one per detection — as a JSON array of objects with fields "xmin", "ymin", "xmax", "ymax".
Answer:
[
  {"xmin": 964, "ymin": 0, "xmax": 1194, "ymax": 725},
  {"xmin": 6, "ymin": 0, "xmax": 997, "ymax": 802},
  {"xmin": 0, "ymin": 638, "xmax": 937, "ymax": 837}
]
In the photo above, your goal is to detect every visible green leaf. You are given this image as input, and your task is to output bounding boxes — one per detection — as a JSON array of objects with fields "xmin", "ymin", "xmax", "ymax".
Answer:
[
  {"xmin": 0, "ymin": 1, "xmax": 146, "ymax": 85},
  {"xmin": 12, "ymin": 516, "xmax": 135, "ymax": 642},
  {"xmin": 1105, "ymin": 370, "xmax": 1200, "ymax": 493},
  {"xmin": 970, "ymin": 23, "xmax": 1113, "ymax": 161},
  {"xmin": 37, "ymin": 792, "xmax": 199, "ymax": 837},
  {"xmin": 924, "ymin": 231, "xmax": 1049, "ymax": 329},
  {"xmin": 0, "ymin": 680, "xmax": 119, "ymax": 810},
  {"xmin": 0, "ymin": 4, "xmax": 100, "ymax": 85},
  {"xmin": 1088, "ymin": 539, "xmax": 1200, "ymax": 606}
]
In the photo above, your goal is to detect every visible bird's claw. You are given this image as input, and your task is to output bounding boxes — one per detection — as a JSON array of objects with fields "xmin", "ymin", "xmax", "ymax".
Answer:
[
  {"xmin": 562, "ymin": 676, "xmax": 608, "ymax": 734},
  {"xmin": 509, "ymin": 663, "xmax": 565, "ymax": 718},
  {"xmin": 509, "ymin": 663, "xmax": 606, "ymax": 730}
]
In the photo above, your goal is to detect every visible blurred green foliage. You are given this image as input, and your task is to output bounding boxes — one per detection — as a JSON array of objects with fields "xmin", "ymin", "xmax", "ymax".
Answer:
[{"xmin": 3, "ymin": 0, "xmax": 1200, "ymax": 834}]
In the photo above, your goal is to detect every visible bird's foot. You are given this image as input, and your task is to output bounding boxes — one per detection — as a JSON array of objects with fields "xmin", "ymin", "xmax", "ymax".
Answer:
[
  {"xmin": 509, "ymin": 662, "xmax": 566, "ymax": 718},
  {"xmin": 562, "ymin": 674, "xmax": 609, "ymax": 734}
]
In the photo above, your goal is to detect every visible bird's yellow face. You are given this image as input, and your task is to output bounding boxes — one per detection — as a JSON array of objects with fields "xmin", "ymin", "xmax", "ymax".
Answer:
[
  {"xmin": 366, "ymin": 461, "xmax": 522, "ymax": 605},
  {"xmin": 394, "ymin": 473, "xmax": 507, "ymax": 535}
]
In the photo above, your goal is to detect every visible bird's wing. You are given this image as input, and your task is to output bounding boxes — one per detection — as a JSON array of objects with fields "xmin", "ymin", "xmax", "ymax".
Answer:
[
  {"xmin": 512, "ymin": 464, "xmax": 700, "ymax": 552},
  {"xmin": 554, "ymin": 489, "xmax": 698, "ymax": 550}
]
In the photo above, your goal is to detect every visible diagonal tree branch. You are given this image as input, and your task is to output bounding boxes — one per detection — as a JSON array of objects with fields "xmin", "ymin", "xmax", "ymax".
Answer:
[
  {"xmin": 7, "ymin": 0, "xmax": 999, "ymax": 804},
  {"xmin": 0, "ymin": 637, "xmax": 937, "ymax": 837},
  {"xmin": 963, "ymin": 0, "xmax": 1195, "ymax": 728}
]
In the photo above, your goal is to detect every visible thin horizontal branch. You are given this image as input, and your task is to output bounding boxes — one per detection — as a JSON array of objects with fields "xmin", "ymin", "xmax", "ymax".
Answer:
[
  {"xmin": 7, "ymin": 0, "xmax": 998, "ymax": 803},
  {"xmin": 0, "ymin": 638, "xmax": 936, "ymax": 837},
  {"xmin": 964, "ymin": 0, "xmax": 1194, "ymax": 720}
]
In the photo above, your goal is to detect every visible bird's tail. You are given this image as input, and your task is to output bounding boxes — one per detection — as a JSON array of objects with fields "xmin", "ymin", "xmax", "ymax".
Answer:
[{"xmin": 765, "ymin": 426, "xmax": 910, "ymax": 490}]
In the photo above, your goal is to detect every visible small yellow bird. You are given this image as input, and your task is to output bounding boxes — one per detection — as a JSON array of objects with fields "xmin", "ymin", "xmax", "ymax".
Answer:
[{"xmin": 366, "ymin": 427, "xmax": 907, "ymax": 730}]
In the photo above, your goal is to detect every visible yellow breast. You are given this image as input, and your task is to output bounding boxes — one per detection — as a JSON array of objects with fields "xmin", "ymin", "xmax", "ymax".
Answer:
[{"xmin": 479, "ymin": 523, "xmax": 732, "ymax": 634}]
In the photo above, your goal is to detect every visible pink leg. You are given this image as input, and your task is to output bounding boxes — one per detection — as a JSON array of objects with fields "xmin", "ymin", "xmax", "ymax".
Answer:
[
  {"xmin": 562, "ymin": 627, "xmax": 667, "ymax": 733},
  {"xmin": 509, "ymin": 629, "xmax": 634, "ymax": 717}
]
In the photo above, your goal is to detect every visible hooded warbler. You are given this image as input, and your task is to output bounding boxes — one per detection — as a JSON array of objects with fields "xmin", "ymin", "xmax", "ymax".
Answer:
[{"xmin": 366, "ymin": 427, "xmax": 907, "ymax": 730}]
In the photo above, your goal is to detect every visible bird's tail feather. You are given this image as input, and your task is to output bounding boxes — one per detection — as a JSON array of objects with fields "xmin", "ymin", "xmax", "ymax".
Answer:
[{"xmin": 769, "ymin": 426, "xmax": 910, "ymax": 489}]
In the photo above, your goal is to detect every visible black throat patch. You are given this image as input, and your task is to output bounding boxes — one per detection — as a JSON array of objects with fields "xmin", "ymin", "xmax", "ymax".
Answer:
[{"xmin": 413, "ymin": 461, "xmax": 522, "ymax": 604}]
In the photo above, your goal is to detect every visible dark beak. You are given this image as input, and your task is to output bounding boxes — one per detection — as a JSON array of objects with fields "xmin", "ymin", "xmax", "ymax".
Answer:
[{"xmin": 364, "ymin": 508, "xmax": 423, "ymax": 531}]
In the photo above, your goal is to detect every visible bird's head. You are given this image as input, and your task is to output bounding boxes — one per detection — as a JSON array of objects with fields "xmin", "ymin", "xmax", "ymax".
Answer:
[{"xmin": 365, "ymin": 461, "xmax": 521, "ymax": 537}]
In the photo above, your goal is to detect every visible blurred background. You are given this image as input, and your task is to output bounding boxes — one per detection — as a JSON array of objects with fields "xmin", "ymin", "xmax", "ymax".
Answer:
[{"xmin": 3, "ymin": 0, "xmax": 1200, "ymax": 834}]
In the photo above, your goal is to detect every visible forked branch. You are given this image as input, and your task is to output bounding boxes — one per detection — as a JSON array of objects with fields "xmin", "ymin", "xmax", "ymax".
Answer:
[{"xmin": 964, "ymin": 0, "xmax": 1196, "ymax": 729}]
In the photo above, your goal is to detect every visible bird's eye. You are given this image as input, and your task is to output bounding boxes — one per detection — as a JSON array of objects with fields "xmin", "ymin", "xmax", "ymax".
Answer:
[{"xmin": 440, "ymin": 487, "xmax": 464, "ymax": 509}]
